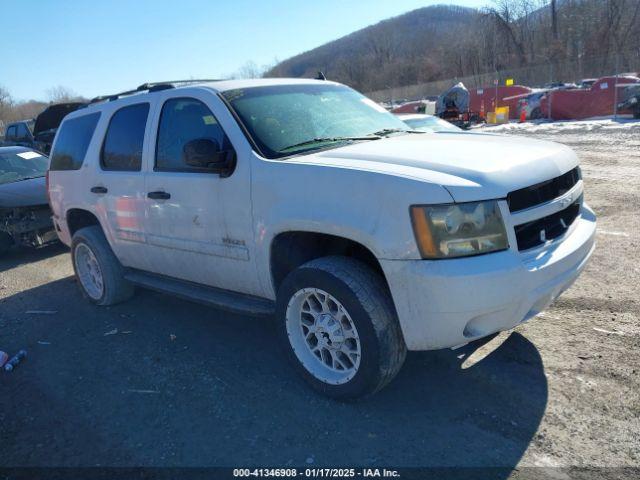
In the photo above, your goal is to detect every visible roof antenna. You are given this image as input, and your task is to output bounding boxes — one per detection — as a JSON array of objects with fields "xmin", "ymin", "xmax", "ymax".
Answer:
[{"xmin": 315, "ymin": 71, "xmax": 327, "ymax": 81}]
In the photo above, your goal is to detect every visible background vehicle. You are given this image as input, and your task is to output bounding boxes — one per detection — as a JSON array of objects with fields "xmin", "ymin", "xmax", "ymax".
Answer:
[
  {"xmin": 396, "ymin": 113, "xmax": 462, "ymax": 132},
  {"xmin": 436, "ymin": 82, "xmax": 469, "ymax": 121},
  {"xmin": 578, "ymin": 78, "xmax": 597, "ymax": 89},
  {"xmin": 48, "ymin": 79, "xmax": 595, "ymax": 399},
  {"xmin": 435, "ymin": 83, "xmax": 486, "ymax": 129},
  {"xmin": 516, "ymin": 91, "xmax": 547, "ymax": 120},
  {"xmin": 543, "ymin": 81, "xmax": 578, "ymax": 90},
  {"xmin": 0, "ymin": 146, "xmax": 56, "ymax": 255},
  {"xmin": 1, "ymin": 102, "xmax": 85, "ymax": 154},
  {"xmin": 390, "ymin": 99, "xmax": 435, "ymax": 115},
  {"xmin": 617, "ymin": 84, "xmax": 640, "ymax": 119},
  {"xmin": 540, "ymin": 76, "xmax": 640, "ymax": 120},
  {"xmin": 1, "ymin": 120, "xmax": 36, "ymax": 149}
]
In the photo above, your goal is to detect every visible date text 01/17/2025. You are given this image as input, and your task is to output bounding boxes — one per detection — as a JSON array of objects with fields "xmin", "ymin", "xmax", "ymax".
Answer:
[{"xmin": 232, "ymin": 468, "xmax": 400, "ymax": 478}]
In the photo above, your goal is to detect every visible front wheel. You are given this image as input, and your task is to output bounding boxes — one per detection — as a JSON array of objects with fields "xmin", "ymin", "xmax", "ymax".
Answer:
[{"xmin": 276, "ymin": 256, "xmax": 406, "ymax": 400}]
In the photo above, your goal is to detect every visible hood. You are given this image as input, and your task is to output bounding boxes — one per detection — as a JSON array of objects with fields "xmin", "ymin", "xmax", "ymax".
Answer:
[
  {"xmin": 0, "ymin": 177, "xmax": 48, "ymax": 208},
  {"xmin": 34, "ymin": 103, "xmax": 86, "ymax": 136},
  {"xmin": 291, "ymin": 132, "xmax": 579, "ymax": 202}
]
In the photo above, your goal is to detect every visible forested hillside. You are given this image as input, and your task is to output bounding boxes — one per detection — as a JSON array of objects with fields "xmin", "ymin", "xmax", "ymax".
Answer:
[{"xmin": 266, "ymin": 0, "xmax": 640, "ymax": 92}]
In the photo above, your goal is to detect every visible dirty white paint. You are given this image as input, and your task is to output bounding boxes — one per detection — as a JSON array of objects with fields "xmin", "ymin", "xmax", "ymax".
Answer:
[{"xmin": 48, "ymin": 78, "xmax": 598, "ymax": 352}]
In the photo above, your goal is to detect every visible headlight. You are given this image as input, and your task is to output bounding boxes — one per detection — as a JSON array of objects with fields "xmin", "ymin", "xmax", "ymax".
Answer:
[{"xmin": 410, "ymin": 200, "xmax": 509, "ymax": 259}]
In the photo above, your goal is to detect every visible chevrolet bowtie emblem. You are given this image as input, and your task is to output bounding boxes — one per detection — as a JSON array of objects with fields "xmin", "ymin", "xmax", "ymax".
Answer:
[{"xmin": 559, "ymin": 195, "xmax": 572, "ymax": 208}]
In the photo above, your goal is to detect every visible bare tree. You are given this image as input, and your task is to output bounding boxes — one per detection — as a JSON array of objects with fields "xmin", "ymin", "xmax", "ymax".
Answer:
[
  {"xmin": 231, "ymin": 59, "xmax": 280, "ymax": 79},
  {"xmin": 46, "ymin": 85, "xmax": 80, "ymax": 103},
  {"xmin": 365, "ymin": 23, "xmax": 395, "ymax": 66},
  {"xmin": 233, "ymin": 61, "xmax": 263, "ymax": 79},
  {"xmin": 0, "ymin": 86, "xmax": 14, "ymax": 133},
  {"xmin": 551, "ymin": 0, "xmax": 558, "ymax": 40}
]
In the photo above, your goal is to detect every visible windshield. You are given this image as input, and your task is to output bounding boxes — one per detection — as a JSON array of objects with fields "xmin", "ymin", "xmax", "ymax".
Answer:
[
  {"xmin": 0, "ymin": 149, "xmax": 48, "ymax": 185},
  {"xmin": 222, "ymin": 83, "xmax": 411, "ymax": 158},
  {"xmin": 402, "ymin": 116, "xmax": 461, "ymax": 133}
]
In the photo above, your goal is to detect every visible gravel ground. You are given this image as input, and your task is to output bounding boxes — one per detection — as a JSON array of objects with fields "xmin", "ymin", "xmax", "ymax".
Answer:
[{"xmin": 1, "ymin": 121, "xmax": 638, "ymax": 474}]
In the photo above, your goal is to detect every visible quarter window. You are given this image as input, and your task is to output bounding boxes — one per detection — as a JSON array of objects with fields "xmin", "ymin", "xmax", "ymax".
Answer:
[
  {"xmin": 5, "ymin": 126, "xmax": 16, "ymax": 141},
  {"xmin": 15, "ymin": 123, "xmax": 31, "ymax": 141},
  {"xmin": 50, "ymin": 112, "xmax": 101, "ymax": 171},
  {"xmin": 155, "ymin": 98, "xmax": 233, "ymax": 172},
  {"xmin": 101, "ymin": 103, "xmax": 149, "ymax": 171}
]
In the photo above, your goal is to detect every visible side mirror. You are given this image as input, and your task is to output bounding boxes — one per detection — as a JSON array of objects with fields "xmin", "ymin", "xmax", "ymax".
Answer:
[{"xmin": 183, "ymin": 138, "xmax": 235, "ymax": 176}]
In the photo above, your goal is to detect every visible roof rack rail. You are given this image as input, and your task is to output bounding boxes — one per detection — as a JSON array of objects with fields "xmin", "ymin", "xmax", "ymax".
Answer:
[{"xmin": 89, "ymin": 79, "xmax": 226, "ymax": 104}]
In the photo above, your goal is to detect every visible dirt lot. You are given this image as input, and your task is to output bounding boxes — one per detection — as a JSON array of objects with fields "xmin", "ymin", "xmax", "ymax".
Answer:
[{"xmin": 1, "ymin": 120, "xmax": 639, "ymax": 473}]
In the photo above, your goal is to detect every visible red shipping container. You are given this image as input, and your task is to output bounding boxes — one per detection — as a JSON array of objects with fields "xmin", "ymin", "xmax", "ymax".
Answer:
[{"xmin": 469, "ymin": 85, "xmax": 533, "ymax": 119}]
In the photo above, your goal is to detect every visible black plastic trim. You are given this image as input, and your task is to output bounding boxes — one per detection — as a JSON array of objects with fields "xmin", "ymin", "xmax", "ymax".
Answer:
[{"xmin": 508, "ymin": 167, "xmax": 581, "ymax": 213}]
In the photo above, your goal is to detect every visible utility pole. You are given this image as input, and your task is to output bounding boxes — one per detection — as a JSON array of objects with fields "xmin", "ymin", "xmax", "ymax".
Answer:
[
  {"xmin": 613, "ymin": 53, "xmax": 619, "ymax": 121},
  {"xmin": 549, "ymin": 0, "xmax": 558, "ymax": 122},
  {"xmin": 548, "ymin": 63, "xmax": 553, "ymax": 121},
  {"xmin": 495, "ymin": 73, "xmax": 499, "ymax": 111}
]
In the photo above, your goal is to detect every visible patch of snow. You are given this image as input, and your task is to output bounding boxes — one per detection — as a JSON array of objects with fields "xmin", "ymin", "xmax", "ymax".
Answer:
[{"xmin": 476, "ymin": 116, "xmax": 639, "ymax": 134}]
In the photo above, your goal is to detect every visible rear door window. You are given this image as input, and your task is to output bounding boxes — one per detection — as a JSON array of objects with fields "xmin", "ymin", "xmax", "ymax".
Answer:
[
  {"xmin": 101, "ymin": 103, "xmax": 149, "ymax": 171},
  {"xmin": 50, "ymin": 112, "xmax": 101, "ymax": 171}
]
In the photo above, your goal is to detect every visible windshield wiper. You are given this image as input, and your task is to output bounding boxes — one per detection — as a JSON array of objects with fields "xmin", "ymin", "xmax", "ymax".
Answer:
[
  {"xmin": 279, "ymin": 135, "xmax": 381, "ymax": 153},
  {"xmin": 370, "ymin": 128, "xmax": 423, "ymax": 136}
]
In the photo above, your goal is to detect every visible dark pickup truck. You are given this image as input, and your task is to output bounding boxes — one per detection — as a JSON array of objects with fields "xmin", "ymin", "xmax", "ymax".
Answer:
[
  {"xmin": 618, "ymin": 84, "xmax": 640, "ymax": 119},
  {"xmin": 1, "ymin": 102, "xmax": 85, "ymax": 154}
]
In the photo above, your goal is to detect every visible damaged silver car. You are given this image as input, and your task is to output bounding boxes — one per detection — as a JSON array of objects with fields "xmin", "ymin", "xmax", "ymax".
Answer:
[{"xmin": 0, "ymin": 147, "xmax": 57, "ymax": 255}]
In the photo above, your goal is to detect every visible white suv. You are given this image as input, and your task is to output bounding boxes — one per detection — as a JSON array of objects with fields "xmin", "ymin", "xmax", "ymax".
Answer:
[{"xmin": 47, "ymin": 79, "xmax": 596, "ymax": 399}]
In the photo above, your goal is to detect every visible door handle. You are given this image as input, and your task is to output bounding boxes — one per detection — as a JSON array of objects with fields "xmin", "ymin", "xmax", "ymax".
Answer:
[
  {"xmin": 147, "ymin": 191, "xmax": 171, "ymax": 200},
  {"xmin": 90, "ymin": 186, "xmax": 108, "ymax": 194}
]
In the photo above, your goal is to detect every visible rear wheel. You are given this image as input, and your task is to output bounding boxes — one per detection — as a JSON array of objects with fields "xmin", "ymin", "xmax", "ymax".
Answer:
[
  {"xmin": 71, "ymin": 226, "xmax": 134, "ymax": 305},
  {"xmin": 276, "ymin": 256, "xmax": 406, "ymax": 400}
]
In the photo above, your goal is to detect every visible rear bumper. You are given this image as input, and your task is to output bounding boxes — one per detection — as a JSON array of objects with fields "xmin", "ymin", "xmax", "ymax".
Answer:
[{"xmin": 381, "ymin": 204, "xmax": 596, "ymax": 351}]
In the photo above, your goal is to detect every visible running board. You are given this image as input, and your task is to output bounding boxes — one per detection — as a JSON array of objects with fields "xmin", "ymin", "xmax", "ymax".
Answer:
[{"xmin": 123, "ymin": 269, "xmax": 275, "ymax": 317}]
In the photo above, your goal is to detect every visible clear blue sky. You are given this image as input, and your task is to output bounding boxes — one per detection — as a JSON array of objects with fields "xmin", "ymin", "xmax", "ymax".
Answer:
[{"xmin": 3, "ymin": 0, "xmax": 489, "ymax": 101}]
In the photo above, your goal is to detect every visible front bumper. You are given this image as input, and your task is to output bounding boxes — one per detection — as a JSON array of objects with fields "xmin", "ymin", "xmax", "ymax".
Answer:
[{"xmin": 381, "ymin": 204, "xmax": 596, "ymax": 351}]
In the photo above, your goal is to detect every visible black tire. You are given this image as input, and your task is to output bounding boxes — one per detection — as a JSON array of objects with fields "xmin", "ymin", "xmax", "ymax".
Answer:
[
  {"xmin": 71, "ymin": 226, "xmax": 134, "ymax": 306},
  {"xmin": 530, "ymin": 107, "xmax": 542, "ymax": 120},
  {"xmin": 0, "ymin": 232, "xmax": 13, "ymax": 256},
  {"xmin": 633, "ymin": 107, "xmax": 640, "ymax": 120},
  {"xmin": 276, "ymin": 256, "xmax": 406, "ymax": 400}
]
